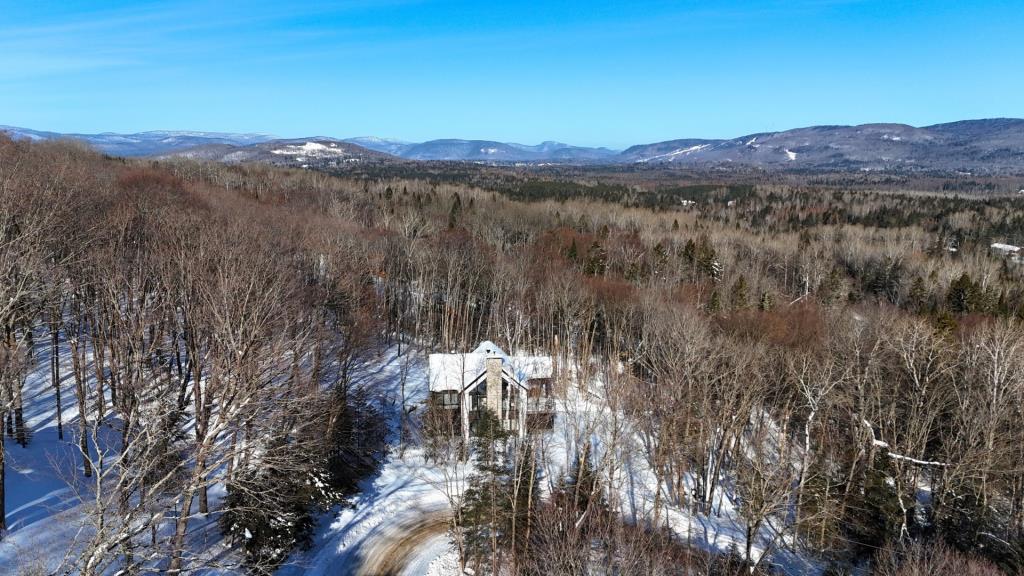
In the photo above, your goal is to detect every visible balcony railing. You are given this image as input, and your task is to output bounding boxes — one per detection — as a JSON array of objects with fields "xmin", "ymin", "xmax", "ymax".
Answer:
[{"xmin": 526, "ymin": 398, "xmax": 556, "ymax": 413}]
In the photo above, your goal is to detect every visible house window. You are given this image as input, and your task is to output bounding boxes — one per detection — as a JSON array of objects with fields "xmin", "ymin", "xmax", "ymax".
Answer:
[
  {"xmin": 443, "ymin": 392, "xmax": 458, "ymax": 407},
  {"xmin": 527, "ymin": 378, "xmax": 552, "ymax": 398},
  {"xmin": 433, "ymin": 391, "xmax": 460, "ymax": 409}
]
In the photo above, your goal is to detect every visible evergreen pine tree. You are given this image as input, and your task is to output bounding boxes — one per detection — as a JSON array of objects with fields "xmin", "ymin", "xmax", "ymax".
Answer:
[
  {"xmin": 583, "ymin": 241, "xmax": 607, "ymax": 276},
  {"xmin": 651, "ymin": 242, "xmax": 669, "ymax": 279},
  {"xmin": 566, "ymin": 238, "xmax": 578, "ymax": 263},
  {"xmin": 996, "ymin": 290, "xmax": 1011, "ymax": 316},
  {"xmin": 844, "ymin": 454, "xmax": 903, "ymax": 559},
  {"xmin": 819, "ymin": 268, "xmax": 844, "ymax": 306},
  {"xmin": 934, "ymin": 310, "xmax": 958, "ymax": 333},
  {"xmin": 708, "ymin": 291, "xmax": 722, "ymax": 314},
  {"xmin": 696, "ymin": 234, "xmax": 718, "ymax": 279},
  {"xmin": 448, "ymin": 193, "xmax": 463, "ymax": 228},
  {"xmin": 460, "ymin": 408, "xmax": 514, "ymax": 571},
  {"xmin": 907, "ymin": 276, "xmax": 927, "ymax": 312},
  {"xmin": 947, "ymin": 273, "xmax": 978, "ymax": 314},
  {"xmin": 220, "ymin": 459, "xmax": 320, "ymax": 569},
  {"xmin": 682, "ymin": 238, "xmax": 697, "ymax": 266},
  {"xmin": 730, "ymin": 275, "xmax": 749, "ymax": 309}
]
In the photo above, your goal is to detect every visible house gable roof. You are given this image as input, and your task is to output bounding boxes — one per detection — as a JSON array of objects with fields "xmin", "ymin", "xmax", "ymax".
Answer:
[
  {"xmin": 459, "ymin": 366, "xmax": 528, "ymax": 395},
  {"xmin": 428, "ymin": 341, "xmax": 553, "ymax": 392}
]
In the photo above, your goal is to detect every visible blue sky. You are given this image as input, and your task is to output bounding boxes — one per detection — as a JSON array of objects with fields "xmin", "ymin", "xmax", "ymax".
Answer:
[{"xmin": 1, "ymin": 0, "xmax": 1021, "ymax": 148}]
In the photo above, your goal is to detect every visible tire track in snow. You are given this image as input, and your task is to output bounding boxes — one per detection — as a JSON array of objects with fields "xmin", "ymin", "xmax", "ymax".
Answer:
[{"xmin": 354, "ymin": 510, "xmax": 450, "ymax": 576}]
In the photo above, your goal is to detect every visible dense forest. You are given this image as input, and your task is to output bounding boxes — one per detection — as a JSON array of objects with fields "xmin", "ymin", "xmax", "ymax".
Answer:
[{"xmin": 1, "ymin": 134, "xmax": 1024, "ymax": 574}]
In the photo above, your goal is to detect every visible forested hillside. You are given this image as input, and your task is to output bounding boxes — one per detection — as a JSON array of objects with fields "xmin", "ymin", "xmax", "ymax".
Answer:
[{"xmin": 1, "ymin": 134, "xmax": 1024, "ymax": 574}]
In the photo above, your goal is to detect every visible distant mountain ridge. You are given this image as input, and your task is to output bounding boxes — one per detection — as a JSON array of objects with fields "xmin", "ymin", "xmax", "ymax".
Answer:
[
  {"xmin": 0, "ymin": 125, "xmax": 276, "ymax": 157},
  {"xmin": 150, "ymin": 138, "xmax": 393, "ymax": 168},
  {"xmin": 343, "ymin": 137, "xmax": 617, "ymax": 162},
  {"xmin": 4, "ymin": 119, "xmax": 1024, "ymax": 173},
  {"xmin": 619, "ymin": 119, "xmax": 1024, "ymax": 173}
]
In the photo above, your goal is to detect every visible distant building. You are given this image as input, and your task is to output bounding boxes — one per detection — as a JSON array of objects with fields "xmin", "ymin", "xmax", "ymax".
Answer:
[
  {"xmin": 429, "ymin": 341, "xmax": 556, "ymax": 441},
  {"xmin": 991, "ymin": 243, "xmax": 1023, "ymax": 263},
  {"xmin": 991, "ymin": 243, "xmax": 1021, "ymax": 255}
]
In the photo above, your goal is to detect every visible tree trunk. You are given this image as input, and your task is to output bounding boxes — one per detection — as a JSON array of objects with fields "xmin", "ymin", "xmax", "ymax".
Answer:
[
  {"xmin": 197, "ymin": 452, "xmax": 209, "ymax": 515},
  {"xmin": 91, "ymin": 322, "xmax": 107, "ymax": 423},
  {"xmin": 745, "ymin": 523, "xmax": 754, "ymax": 571},
  {"xmin": 51, "ymin": 325, "xmax": 63, "ymax": 440},
  {"xmin": 0, "ymin": 413, "xmax": 6, "ymax": 533},
  {"xmin": 167, "ymin": 486, "xmax": 196, "ymax": 574},
  {"xmin": 189, "ymin": 338, "xmax": 208, "ymax": 515},
  {"xmin": 70, "ymin": 336, "xmax": 92, "ymax": 477},
  {"xmin": 14, "ymin": 365, "xmax": 26, "ymax": 447}
]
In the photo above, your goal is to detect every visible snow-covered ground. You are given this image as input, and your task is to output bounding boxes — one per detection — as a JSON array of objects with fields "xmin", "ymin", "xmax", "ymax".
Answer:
[
  {"xmin": 0, "ymin": 337, "xmax": 237, "ymax": 575},
  {"xmin": 278, "ymin": 347, "xmax": 459, "ymax": 576},
  {"xmin": 0, "ymin": 339, "xmax": 95, "ymax": 574},
  {"xmin": 542, "ymin": 379, "xmax": 818, "ymax": 575},
  {"xmin": 0, "ymin": 339, "xmax": 818, "ymax": 575},
  {"xmin": 0, "ymin": 335, "xmax": 455, "ymax": 575},
  {"xmin": 281, "ymin": 349, "xmax": 819, "ymax": 575}
]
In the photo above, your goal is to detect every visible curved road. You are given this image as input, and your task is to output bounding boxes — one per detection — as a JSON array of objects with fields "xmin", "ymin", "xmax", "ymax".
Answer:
[{"xmin": 354, "ymin": 510, "xmax": 452, "ymax": 576}]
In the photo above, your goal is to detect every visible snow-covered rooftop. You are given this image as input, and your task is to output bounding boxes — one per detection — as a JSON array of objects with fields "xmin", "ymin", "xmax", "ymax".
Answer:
[
  {"xmin": 991, "ymin": 242, "xmax": 1021, "ymax": 253},
  {"xmin": 428, "ymin": 341, "xmax": 553, "ymax": 392}
]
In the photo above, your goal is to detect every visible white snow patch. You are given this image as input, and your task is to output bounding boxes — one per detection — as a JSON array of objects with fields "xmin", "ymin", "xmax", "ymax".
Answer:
[
  {"xmin": 784, "ymin": 149, "xmax": 797, "ymax": 161},
  {"xmin": 411, "ymin": 536, "xmax": 460, "ymax": 576},
  {"xmin": 272, "ymin": 142, "xmax": 350, "ymax": 157},
  {"xmin": 279, "ymin": 348, "xmax": 457, "ymax": 576},
  {"xmin": 637, "ymin": 144, "xmax": 711, "ymax": 163}
]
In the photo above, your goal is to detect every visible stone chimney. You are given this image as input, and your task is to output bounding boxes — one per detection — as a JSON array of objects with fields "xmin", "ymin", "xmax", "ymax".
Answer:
[{"xmin": 485, "ymin": 356, "xmax": 503, "ymax": 420}]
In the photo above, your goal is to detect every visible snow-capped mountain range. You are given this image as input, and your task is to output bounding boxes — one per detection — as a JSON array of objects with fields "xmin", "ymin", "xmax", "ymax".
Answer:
[
  {"xmin": 618, "ymin": 119, "xmax": 1024, "ymax": 172},
  {"xmin": 0, "ymin": 126, "xmax": 276, "ymax": 157},
  {"xmin": 4, "ymin": 119, "xmax": 1024, "ymax": 173}
]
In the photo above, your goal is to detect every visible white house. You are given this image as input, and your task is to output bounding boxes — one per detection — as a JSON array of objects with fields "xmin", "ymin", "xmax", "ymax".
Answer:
[
  {"xmin": 428, "ymin": 341, "xmax": 555, "ymax": 441},
  {"xmin": 991, "ymin": 243, "xmax": 1023, "ymax": 264},
  {"xmin": 991, "ymin": 243, "xmax": 1021, "ymax": 256}
]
